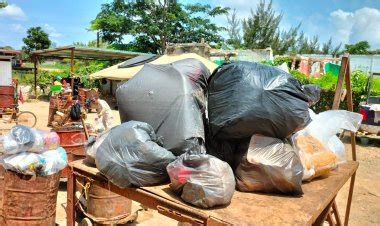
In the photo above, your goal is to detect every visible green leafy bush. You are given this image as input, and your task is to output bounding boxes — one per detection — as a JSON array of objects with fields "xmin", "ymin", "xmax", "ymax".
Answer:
[{"xmin": 288, "ymin": 70, "xmax": 369, "ymax": 112}]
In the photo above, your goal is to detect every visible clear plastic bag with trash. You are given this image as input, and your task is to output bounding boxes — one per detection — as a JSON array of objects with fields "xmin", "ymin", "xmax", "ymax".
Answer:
[
  {"xmin": 293, "ymin": 110, "xmax": 363, "ymax": 181},
  {"xmin": 235, "ymin": 135, "xmax": 304, "ymax": 195}
]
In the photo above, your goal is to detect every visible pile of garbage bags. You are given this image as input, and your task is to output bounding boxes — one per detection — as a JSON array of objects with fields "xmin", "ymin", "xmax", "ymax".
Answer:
[
  {"xmin": 90, "ymin": 59, "xmax": 363, "ymax": 208},
  {"xmin": 0, "ymin": 125, "xmax": 67, "ymax": 176}
]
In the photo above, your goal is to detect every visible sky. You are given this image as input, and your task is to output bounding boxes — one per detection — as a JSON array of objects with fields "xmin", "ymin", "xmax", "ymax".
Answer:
[{"xmin": 1, "ymin": 0, "xmax": 380, "ymax": 50}]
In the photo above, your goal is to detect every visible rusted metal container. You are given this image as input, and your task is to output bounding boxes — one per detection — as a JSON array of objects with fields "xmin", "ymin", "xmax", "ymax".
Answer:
[
  {"xmin": 54, "ymin": 129, "xmax": 87, "ymax": 177},
  {"xmin": 0, "ymin": 86, "xmax": 15, "ymax": 109},
  {"xmin": 87, "ymin": 184, "xmax": 132, "ymax": 224},
  {"xmin": 0, "ymin": 166, "xmax": 5, "ymax": 223},
  {"xmin": 2, "ymin": 171, "xmax": 61, "ymax": 226}
]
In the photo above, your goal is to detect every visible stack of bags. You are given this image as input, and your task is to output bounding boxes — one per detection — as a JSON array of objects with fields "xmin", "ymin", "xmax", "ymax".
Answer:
[
  {"xmin": 87, "ymin": 59, "xmax": 362, "ymax": 209},
  {"xmin": 0, "ymin": 125, "xmax": 67, "ymax": 176},
  {"xmin": 208, "ymin": 62, "xmax": 362, "ymax": 195}
]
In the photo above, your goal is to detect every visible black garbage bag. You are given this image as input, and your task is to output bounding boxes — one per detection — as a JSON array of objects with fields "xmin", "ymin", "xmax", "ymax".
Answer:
[
  {"xmin": 235, "ymin": 135, "xmax": 303, "ymax": 195},
  {"xmin": 95, "ymin": 121, "xmax": 176, "ymax": 188},
  {"xmin": 116, "ymin": 60, "xmax": 210, "ymax": 156},
  {"xmin": 70, "ymin": 102, "xmax": 81, "ymax": 121},
  {"xmin": 166, "ymin": 145, "xmax": 235, "ymax": 208},
  {"xmin": 208, "ymin": 61, "xmax": 320, "ymax": 140}
]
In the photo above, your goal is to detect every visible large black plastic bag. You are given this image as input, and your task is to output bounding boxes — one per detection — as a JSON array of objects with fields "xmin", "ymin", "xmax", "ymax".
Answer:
[
  {"xmin": 208, "ymin": 61, "xmax": 318, "ymax": 139},
  {"xmin": 235, "ymin": 135, "xmax": 303, "ymax": 195},
  {"xmin": 116, "ymin": 60, "xmax": 210, "ymax": 156},
  {"xmin": 95, "ymin": 121, "xmax": 176, "ymax": 188},
  {"xmin": 167, "ymin": 147, "xmax": 235, "ymax": 208}
]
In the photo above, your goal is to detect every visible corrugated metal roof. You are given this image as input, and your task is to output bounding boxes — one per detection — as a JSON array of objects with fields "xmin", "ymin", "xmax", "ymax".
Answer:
[{"xmin": 31, "ymin": 45, "xmax": 153, "ymax": 60}]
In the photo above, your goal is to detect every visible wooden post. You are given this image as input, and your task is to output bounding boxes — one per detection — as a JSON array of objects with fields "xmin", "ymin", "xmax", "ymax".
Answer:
[
  {"xmin": 331, "ymin": 54, "xmax": 357, "ymax": 226},
  {"xmin": 70, "ymin": 48, "xmax": 75, "ymax": 95},
  {"xmin": 332, "ymin": 54, "xmax": 349, "ymax": 110},
  {"xmin": 33, "ymin": 56, "xmax": 39, "ymax": 98}
]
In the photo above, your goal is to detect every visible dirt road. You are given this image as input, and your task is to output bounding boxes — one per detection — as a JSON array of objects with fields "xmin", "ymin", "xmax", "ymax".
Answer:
[{"xmin": 2, "ymin": 100, "xmax": 379, "ymax": 225}]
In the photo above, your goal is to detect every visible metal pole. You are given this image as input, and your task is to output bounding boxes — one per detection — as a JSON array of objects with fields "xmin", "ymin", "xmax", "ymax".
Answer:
[
  {"xmin": 33, "ymin": 56, "xmax": 38, "ymax": 98},
  {"xmin": 70, "ymin": 48, "xmax": 74, "ymax": 95}
]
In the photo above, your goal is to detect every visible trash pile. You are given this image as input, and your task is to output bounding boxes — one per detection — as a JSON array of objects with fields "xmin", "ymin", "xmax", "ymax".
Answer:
[
  {"xmin": 87, "ymin": 59, "xmax": 362, "ymax": 208},
  {"xmin": 0, "ymin": 125, "xmax": 68, "ymax": 176}
]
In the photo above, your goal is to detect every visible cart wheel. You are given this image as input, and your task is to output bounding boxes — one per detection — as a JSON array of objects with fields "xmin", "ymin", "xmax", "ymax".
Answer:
[
  {"xmin": 80, "ymin": 217, "xmax": 93, "ymax": 226},
  {"xmin": 16, "ymin": 111, "xmax": 37, "ymax": 127}
]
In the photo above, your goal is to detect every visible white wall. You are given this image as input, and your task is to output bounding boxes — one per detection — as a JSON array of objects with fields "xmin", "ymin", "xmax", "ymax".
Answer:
[{"xmin": 0, "ymin": 60, "xmax": 12, "ymax": 86}]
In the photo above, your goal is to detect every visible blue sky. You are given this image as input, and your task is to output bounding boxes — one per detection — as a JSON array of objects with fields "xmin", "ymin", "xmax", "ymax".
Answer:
[{"xmin": 1, "ymin": 0, "xmax": 380, "ymax": 50}]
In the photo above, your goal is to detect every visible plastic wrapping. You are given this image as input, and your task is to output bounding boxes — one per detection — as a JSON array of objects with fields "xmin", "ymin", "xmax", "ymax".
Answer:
[
  {"xmin": 208, "ymin": 61, "xmax": 319, "ymax": 140},
  {"xmin": 116, "ymin": 59, "xmax": 210, "ymax": 156},
  {"xmin": 1, "ymin": 152, "xmax": 42, "ymax": 175},
  {"xmin": 235, "ymin": 135, "xmax": 303, "ymax": 195},
  {"xmin": 0, "ymin": 126, "xmax": 59, "ymax": 155},
  {"xmin": 39, "ymin": 147, "xmax": 68, "ymax": 176},
  {"xmin": 85, "ymin": 132, "xmax": 109, "ymax": 166},
  {"xmin": 293, "ymin": 110, "xmax": 363, "ymax": 180},
  {"xmin": 95, "ymin": 121, "xmax": 176, "ymax": 188},
  {"xmin": 0, "ymin": 147, "xmax": 67, "ymax": 175},
  {"xmin": 166, "ymin": 149, "xmax": 235, "ymax": 208}
]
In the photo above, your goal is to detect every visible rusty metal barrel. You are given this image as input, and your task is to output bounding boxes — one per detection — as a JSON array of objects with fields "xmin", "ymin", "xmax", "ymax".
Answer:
[
  {"xmin": 86, "ymin": 184, "xmax": 132, "ymax": 224},
  {"xmin": 54, "ymin": 129, "xmax": 87, "ymax": 177},
  {"xmin": 1, "ymin": 171, "xmax": 61, "ymax": 226},
  {"xmin": 0, "ymin": 166, "xmax": 5, "ymax": 223}
]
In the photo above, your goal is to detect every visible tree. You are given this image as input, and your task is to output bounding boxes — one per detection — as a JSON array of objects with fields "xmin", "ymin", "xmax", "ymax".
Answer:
[
  {"xmin": 272, "ymin": 24, "xmax": 300, "ymax": 55},
  {"xmin": 322, "ymin": 38, "xmax": 332, "ymax": 54},
  {"xmin": 22, "ymin": 27, "xmax": 51, "ymax": 56},
  {"xmin": 226, "ymin": 9, "xmax": 242, "ymax": 49},
  {"xmin": 344, "ymin": 41, "xmax": 370, "ymax": 54},
  {"xmin": 242, "ymin": 0, "xmax": 282, "ymax": 49},
  {"xmin": 91, "ymin": 0, "xmax": 229, "ymax": 54}
]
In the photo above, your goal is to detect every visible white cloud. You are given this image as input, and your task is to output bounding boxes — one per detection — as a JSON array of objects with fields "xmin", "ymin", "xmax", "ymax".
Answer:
[
  {"xmin": 44, "ymin": 24, "xmax": 62, "ymax": 38},
  {"xmin": 330, "ymin": 7, "xmax": 380, "ymax": 49},
  {"xmin": 0, "ymin": 4, "xmax": 26, "ymax": 20},
  {"xmin": 11, "ymin": 24, "xmax": 26, "ymax": 33}
]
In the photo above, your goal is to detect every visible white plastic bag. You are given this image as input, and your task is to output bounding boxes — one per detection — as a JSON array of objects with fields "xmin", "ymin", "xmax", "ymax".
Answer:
[
  {"xmin": 1, "ymin": 152, "xmax": 43, "ymax": 175},
  {"xmin": 39, "ymin": 147, "xmax": 68, "ymax": 176},
  {"xmin": 294, "ymin": 110, "xmax": 362, "ymax": 181}
]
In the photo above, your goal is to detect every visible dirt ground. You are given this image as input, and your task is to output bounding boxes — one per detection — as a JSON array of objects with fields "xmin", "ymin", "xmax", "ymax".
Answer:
[{"xmin": 1, "ymin": 99, "xmax": 379, "ymax": 225}]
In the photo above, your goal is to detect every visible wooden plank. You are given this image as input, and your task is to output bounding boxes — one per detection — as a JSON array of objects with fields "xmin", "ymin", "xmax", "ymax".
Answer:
[
  {"xmin": 332, "ymin": 55, "xmax": 349, "ymax": 110},
  {"xmin": 70, "ymin": 160, "xmax": 358, "ymax": 225}
]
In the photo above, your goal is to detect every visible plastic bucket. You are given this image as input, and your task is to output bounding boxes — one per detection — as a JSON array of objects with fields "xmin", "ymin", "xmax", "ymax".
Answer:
[{"xmin": 1, "ymin": 171, "xmax": 61, "ymax": 226}]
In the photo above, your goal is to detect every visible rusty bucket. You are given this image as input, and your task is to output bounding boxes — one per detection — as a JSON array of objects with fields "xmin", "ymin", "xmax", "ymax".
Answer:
[
  {"xmin": 0, "ymin": 166, "xmax": 5, "ymax": 223},
  {"xmin": 54, "ymin": 129, "xmax": 87, "ymax": 177},
  {"xmin": 1, "ymin": 171, "xmax": 61, "ymax": 226},
  {"xmin": 86, "ymin": 184, "xmax": 132, "ymax": 225}
]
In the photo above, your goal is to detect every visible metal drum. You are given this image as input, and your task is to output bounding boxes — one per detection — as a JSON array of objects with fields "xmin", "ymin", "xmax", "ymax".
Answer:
[
  {"xmin": 0, "ymin": 166, "xmax": 5, "ymax": 224},
  {"xmin": 87, "ymin": 184, "xmax": 132, "ymax": 225},
  {"xmin": 2, "ymin": 171, "xmax": 61, "ymax": 226},
  {"xmin": 55, "ymin": 129, "xmax": 87, "ymax": 177}
]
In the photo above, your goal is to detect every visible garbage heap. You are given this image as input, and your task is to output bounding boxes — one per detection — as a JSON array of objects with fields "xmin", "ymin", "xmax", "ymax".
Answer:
[
  {"xmin": 0, "ymin": 125, "xmax": 68, "ymax": 225},
  {"xmin": 86, "ymin": 59, "xmax": 362, "ymax": 209}
]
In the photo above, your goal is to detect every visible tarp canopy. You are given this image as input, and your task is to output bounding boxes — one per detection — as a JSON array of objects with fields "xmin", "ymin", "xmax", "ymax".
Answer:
[{"xmin": 89, "ymin": 53, "xmax": 218, "ymax": 80}]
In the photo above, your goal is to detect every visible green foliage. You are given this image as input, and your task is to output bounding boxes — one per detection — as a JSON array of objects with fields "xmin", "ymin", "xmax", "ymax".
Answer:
[
  {"xmin": 91, "ymin": 0, "xmax": 229, "ymax": 54},
  {"xmin": 226, "ymin": 9, "xmax": 242, "ymax": 49},
  {"xmin": 22, "ymin": 27, "xmax": 51, "ymax": 58},
  {"xmin": 287, "ymin": 70, "xmax": 371, "ymax": 112},
  {"xmin": 344, "ymin": 41, "xmax": 370, "ymax": 54},
  {"xmin": 273, "ymin": 56, "xmax": 292, "ymax": 66},
  {"xmin": 242, "ymin": 0, "xmax": 281, "ymax": 50}
]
